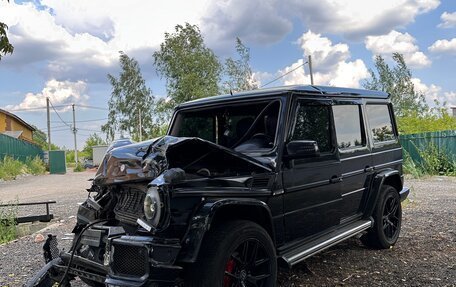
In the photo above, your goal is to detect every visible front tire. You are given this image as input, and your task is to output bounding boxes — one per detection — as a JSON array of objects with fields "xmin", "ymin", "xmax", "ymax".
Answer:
[
  {"xmin": 362, "ymin": 184, "xmax": 402, "ymax": 249},
  {"xmin": 185, "ymin": 220, "xmax": 277, "ymax": 287}
]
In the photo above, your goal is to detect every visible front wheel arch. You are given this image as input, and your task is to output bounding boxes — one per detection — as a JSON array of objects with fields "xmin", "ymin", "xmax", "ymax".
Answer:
[{"xmin": 178, "ymin": 199, "xmax": 275, "ymax": 264}]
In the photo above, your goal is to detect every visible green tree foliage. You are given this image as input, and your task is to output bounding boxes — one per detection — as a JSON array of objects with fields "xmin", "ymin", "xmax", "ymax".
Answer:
[
  {"xmin": 0, "ymin": 0, "xmax": 13, "ymax": 61},
  {"xmin": 32, "ymin": 127, "xmax": 48, "ymax": 150},
  {"xmin": 102, "ymin": 52, "xmax": 156, "ymax": 142},
  {"xmin": 153, "ymin": 23, "xmax": 222, "ymax": 116},
  {"xmin": 31, "ymin": 125, "xmax": 59, "ymax": 150},
  {"xmin": 363, "ymin": 53, "xmax": 428, "ymax": 117},
  {"xmin": 82, "ymin": 133, "xmax": 106, "ymax": 158},
  {"xmin": 223, "ymin": 37, "xmax": 258, "ymax": 93},
  {"xmin": 397, "ymin": 110, "xmax": 456, "ymax": 134}
]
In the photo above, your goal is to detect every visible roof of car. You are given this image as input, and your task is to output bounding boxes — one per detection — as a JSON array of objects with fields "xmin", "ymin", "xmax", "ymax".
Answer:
[{"xmin": 177, "ymin": 85, "xmax": 389, "ymax": 108}]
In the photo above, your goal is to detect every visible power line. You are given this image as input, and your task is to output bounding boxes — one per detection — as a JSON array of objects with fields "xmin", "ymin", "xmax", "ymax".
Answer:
[
  {"xmin": 5, "ymin": 105, "xmax": 70, "ymax": 112},
  {"xmin": 74, "ymin": 104, "xmax": 108, "ymax": 111},
  {"xmin": 74, "ymin": 118, "xmax": 108, "ymax": 123},
  {"xmin": 49, "ymin": 100, "xmax": 71, "ymax": 127},
  {"xmin": 50, "ymin": 118, "xmax": 107, "ymax": 123},
  {"xmin": 260, "ymin": 61, "xmax": 308, "ymax": 88},
  {"xmin": 78, "ymin": 128, "xmax": 103, "ymax": 133}
]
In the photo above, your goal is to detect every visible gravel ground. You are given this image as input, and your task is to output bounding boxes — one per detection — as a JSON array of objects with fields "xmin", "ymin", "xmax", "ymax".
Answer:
[{"xmin": 0, "ymin": 172, "xmax": 455, "ymax": 286}]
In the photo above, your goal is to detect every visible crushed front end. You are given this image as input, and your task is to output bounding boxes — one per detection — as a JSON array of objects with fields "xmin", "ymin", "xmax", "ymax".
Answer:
[{"xmin": 26, "ymin": 136, "xmax": 272, "ymax": 286}]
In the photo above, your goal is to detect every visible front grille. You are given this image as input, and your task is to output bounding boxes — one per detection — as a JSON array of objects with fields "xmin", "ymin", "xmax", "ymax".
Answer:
[
  {"xmin": 111, "ymin": 243, "xmax": 149, "ymax": 278},
  {"xmin": 114, "ymin": 188, "xmax": 145, "ymax": 225}
]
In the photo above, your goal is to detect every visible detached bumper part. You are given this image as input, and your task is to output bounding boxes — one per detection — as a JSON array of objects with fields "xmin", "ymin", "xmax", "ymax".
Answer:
[
  {"xmin": 399, "ymin": 187, "xmax": 410, "ymax": 202},
  {"xmin": 106, "ymin": 236, "xmax": 182, "ymax": 286}
]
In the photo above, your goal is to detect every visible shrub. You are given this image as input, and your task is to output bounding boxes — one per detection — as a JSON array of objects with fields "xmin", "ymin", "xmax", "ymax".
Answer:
[
  {"xmin": 403, "ymin": 143, "xmax": 456, "ymax": 177},
  {"xmin": 73, "ymin": 163, "xmax": 85, "ymax": 172},
  {"xmin": 0, "ymin": 156, "xmax": 25, "ymax": 180},
  {"xmin": 0, "ymin": 202, "xmax": 18, "ymax": 244},
  {"xmin": 25, "ymin": 156, "xmax": 46, "ymax": 175}
]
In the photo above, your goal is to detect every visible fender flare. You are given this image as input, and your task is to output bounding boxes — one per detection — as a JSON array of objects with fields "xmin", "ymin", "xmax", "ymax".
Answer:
[
  {"xmin": 177, "ymin": 198, "xmax": 274, "ymax": 263},
  {"xmin": 362, "ymin": 169, "xmax": 401, "ymax": 219}
]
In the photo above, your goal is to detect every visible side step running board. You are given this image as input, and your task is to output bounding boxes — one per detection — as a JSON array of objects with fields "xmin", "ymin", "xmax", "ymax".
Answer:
[{"xmin": 280, "ymin": 219, "xmax": 373, "ymax": 267}]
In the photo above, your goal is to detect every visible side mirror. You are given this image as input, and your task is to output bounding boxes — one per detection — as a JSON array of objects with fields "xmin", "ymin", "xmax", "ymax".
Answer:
[{"xmin": 286, "ymin": 140, "xmax": 320, "ymax": 158}]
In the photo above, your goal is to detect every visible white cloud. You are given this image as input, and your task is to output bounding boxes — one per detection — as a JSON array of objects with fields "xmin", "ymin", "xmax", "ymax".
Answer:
[
  {"xmin": 412, "ymin": 78, "xmax": 456, "ymax": 106},
  {"xmin": 0, "ymin": 0, "xmax": 441, "ymax": 81},
  {"xmin": 5, "ymin": 79, "xmax": 89, "ymax": 111},
  {"xmin": 202, "ymin": 0, "xmax": 440, "ymax": 49},
  {"xmin": 280, "ymin": 31, "xmax": 369, "ymax": 88},
  {"xmin": 365, "ymin": 30, "xmax": 431, "ymax": 68},
  {"xmin": 289, "ymin": 0, "xmax": 440, "ymax": 40},
  {"xmin": 428, "ymin": 38, "xmax": 456, "ymax": 55},
  {"xmin": 252, "ymin": 71, "xmax": 275, "ymax": 88},
  {"xmin": 438, "ymin": 11, "xmax": 456, "ymax": 28},
  {"xmin": 202, "ymin": 0, "xmax": 292, "ymax": 52},
  {"xmin": 0, "ymin": 0, "xmax": 210, "ymax": 81}
]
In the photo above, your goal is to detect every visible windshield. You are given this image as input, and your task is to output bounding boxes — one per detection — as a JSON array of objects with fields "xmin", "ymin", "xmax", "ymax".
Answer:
[{"xmin": 169, "ymin": 100, "xmax": 280, "ymax": 152}]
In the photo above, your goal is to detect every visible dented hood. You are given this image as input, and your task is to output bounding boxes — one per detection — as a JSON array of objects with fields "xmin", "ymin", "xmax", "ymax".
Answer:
[{"xmin": 93, "ymin": 136, "xmax": 272, "ymax": 185}]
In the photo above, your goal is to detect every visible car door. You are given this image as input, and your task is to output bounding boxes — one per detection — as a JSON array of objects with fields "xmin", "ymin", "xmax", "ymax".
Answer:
[
  {"xmin": 282, "ymin": 97, "xmax": 343, "ymax": 242},
  {"xmin": 332, "ymin": 100, "xmax": 372, "ymax": 221}
]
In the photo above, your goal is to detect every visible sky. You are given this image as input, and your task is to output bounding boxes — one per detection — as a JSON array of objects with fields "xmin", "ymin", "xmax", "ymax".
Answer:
[{"xmin": 0, "ymin": 0, "xmax": 455, "ymax": 150}]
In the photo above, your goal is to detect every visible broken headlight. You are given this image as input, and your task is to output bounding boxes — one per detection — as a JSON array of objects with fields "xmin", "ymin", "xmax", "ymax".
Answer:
[{"xmin": 143, "ymin": 185, "xmax": 162, "ymax": 227}]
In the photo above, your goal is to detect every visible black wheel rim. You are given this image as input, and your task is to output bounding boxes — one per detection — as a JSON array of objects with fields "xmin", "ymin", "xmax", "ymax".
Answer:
[
  {"xmin": 223, "ymin": 238, "xmax": 271, "ymax": 287},
  {"xmin": 382, "ymin": 196, "xmax": 400, "ymax": 240}
]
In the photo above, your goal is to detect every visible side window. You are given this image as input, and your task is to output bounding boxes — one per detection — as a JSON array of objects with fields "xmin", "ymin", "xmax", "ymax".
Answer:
[
  {"xmin": 366, "ymin": 104, "xmax": 396, "ymax": 143},
  {"xmin": 333, "ymin": 105, "xmax": 366, "ymax": 149},
  {"xmin": 291, "ymin": 103, "xmax": 332, "ymax": 153}
]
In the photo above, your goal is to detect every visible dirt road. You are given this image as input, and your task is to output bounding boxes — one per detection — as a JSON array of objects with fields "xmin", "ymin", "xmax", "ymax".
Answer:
[{"xmin": 0, "ymin": 172, "xmax": 455, "ymax": 286}]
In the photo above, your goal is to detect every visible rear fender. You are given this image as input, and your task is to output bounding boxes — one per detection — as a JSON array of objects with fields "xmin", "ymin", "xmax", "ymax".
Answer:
[{"xmin": 363, "ymin": 169, "xmax": 401, "ymax": 219}]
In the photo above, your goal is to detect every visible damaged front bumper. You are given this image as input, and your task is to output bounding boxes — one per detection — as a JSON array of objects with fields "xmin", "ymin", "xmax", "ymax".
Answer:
[
  {"xmin": 104, "ymin": 235, "xmax": 182, "ymax": 286},
  {"xmin": 26, "ymin": 227, "xmax": 183, "ymax": 287}
]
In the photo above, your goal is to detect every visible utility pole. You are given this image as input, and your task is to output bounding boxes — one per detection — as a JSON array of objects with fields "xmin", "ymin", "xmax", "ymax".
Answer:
[
  {"xmin": 308, "ymin": 55, "xmax": 314, "ymax": 85},
  {"xmin": 72, "ymin": 104, "xmax": 78, "ymax": 165},
  {"xmin": 46, "ymin": 97, "xmax": 51, "ymax": 151}
]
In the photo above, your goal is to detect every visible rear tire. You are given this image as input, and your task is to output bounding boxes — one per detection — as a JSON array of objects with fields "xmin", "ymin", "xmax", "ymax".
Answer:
[
  {"xmin": 362, "ymin": 184, "xmax": 402, "ymax": 249},
  {"xmin": 185, "ymin": 220, "xmax": 277, "ymax": 287}
]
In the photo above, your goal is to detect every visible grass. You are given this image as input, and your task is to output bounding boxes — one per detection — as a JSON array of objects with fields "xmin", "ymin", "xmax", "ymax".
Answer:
[
  {"xmin": 403, "ymin": 144, "xmax": 456, "ymax": 178},
  {"xmin": 0, "ymin": 201, "xmax": 18, "ymax": 244},
  {"xmin": 73, "ymin": 163, "xmax": 85, "ymax": 172},
  {"xmin": 0, "ymin": 156, "xmax": 26, "ymax": 180},
  {"xmin": 25, "ymin": 156, "xmax": 47, "ymax": 175},
  {"xmin": 0, "ymin": 156, "xmax": 46, "ymax": 181}
]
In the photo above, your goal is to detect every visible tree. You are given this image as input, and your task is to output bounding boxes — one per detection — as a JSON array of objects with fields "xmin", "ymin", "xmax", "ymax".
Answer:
[
  {"xmin": 153, "ymin": 23, "xmax": 222, "ymax": 115},
  {"xmin": 31, "ymin": 125, "xmax": 59, "ymax": 150},
  {"xmin": 363, "ymin": 53, "xmax": 428, "ymax": 117},
  {"xmin": 82, "ymin": 133, "xmax": 106, "ymax": 158},
  {"xmin": 223, "ymin": 37, "xmax": 258, "ymax": 93},
  {"xmin": 102, "ymin": 52, "xmax": 156, "ymax": 142},
  {"xmin": 0, "ymin": 0, "xmax": 13, "ymax": 61}
]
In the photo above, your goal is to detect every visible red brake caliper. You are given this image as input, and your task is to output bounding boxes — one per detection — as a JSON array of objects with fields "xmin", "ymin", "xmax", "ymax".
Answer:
[{"xmin": 223, "ymin": 258, "xmax": 236, "ymax": 286}]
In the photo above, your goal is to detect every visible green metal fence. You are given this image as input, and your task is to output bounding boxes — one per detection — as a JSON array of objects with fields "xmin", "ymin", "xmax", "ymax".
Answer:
[
  {"xmin": 399, "ymin": 130, "xmax": 456, "ymax": 163},
  {"xmin": 0, "ymin": 134, "xmax": 43, "ymax": 162}
]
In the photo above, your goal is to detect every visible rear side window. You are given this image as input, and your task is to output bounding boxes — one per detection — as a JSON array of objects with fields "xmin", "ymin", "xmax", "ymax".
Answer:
[
  {"xmin": 291, "ymin": 103, "xmax": 332, "ymax": 153},
  {"xmin": 366, "ymin": 104, "xmax": 396, "ymax": 143},
  {"xmin": 333, "ymin": 105, "xmax": 366, "ymax": 149}
]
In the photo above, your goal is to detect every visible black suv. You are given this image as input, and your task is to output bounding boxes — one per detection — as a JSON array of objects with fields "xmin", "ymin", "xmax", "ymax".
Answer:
[{"xmin": 28, "ymin": 85, "xmax": 409, "ymax": 287}]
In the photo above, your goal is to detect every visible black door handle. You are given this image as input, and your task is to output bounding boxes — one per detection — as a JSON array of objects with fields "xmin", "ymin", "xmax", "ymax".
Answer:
[{"xmin": 330, "ymin": 175, "xmax": 343, "ymax": 184}]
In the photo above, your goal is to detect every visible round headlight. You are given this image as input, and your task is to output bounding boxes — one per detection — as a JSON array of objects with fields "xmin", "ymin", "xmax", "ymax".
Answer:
[{"xmin": 143, "ymin": 186, "xmax": 161, "ymax": 226}]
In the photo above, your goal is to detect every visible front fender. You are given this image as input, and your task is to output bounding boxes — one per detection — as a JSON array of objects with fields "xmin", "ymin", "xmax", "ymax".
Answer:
[{"xmin": 177, "ymin": 198, "xmax": 273, "ymax": 263}]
